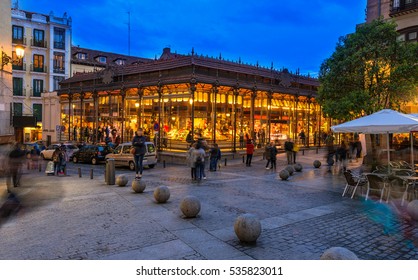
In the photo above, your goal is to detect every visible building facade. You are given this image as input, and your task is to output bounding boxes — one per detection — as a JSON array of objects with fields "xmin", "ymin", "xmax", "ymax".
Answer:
[
  {"xmin": 58, "ymin": 48, "xmax": 329, "ymax": 152},
  {"xmin": 0, "ymin": 0, "xmax": 14, "ymax": 144},
  {"xmin": 11, "ymin": 8, "xmax": 71, "ymax": 143},
  {"xmin": 366, "ymin": 0, "xmax": 418, "ymax": 43}
]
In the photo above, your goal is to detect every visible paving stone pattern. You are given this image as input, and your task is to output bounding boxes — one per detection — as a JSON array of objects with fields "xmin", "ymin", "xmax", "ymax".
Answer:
[{"xmin": 0, "ymin": 149, "xmax": 417, "ymax": 260}]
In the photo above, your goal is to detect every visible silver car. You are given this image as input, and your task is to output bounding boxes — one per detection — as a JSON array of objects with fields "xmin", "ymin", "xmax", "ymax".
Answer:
[
  {"xmin": 40, "ymin": 143, "xmax": 79, "ymax": 160},
  {"xmin": 105, "ymin": 142, "xmax": 157, "ymax": 170}
]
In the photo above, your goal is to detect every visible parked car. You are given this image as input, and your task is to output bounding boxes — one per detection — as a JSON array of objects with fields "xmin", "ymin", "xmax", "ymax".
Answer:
[
  {"xmin": 40, "ymin": 143, "xmax": 79, "ymax": 160},
  {"xmin": 72, "ymin": 144, "xmax": 113, "ymax": 165},
  {"xmin": 105, "ymin": 142, "xmax": 157, "ymax": 170}
]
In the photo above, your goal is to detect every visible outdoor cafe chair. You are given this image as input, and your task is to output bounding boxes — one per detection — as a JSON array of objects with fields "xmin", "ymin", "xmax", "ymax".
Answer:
[
  {"xmin": 342, "ymin": 170, "xmax": 367, "ymax": 199},
  {"xmin": 365, "ymin": 174, "xmax": 388, "ymax": 202}
]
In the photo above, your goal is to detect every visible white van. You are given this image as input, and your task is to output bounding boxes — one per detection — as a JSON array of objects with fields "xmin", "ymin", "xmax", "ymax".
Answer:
[{"xmin": 105, "ymin": 142, "xmax": 157, "ymax": 170}]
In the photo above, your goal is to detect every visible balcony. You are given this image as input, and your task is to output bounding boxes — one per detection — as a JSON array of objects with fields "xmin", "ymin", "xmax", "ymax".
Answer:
[
  {"xmin": 30, "ymin": 89, "xmax": 42, "ymax": 98},
  {"xmin": 12, "ymin": 37, "xmax": 26, "ymax": 45},
  {"xmin": 390, "ymin": 0, "xmax": 418, "ymax": 17},
  {"xmin": 12, "ymin": 63, "xmax": 26, "ymax": 71},
  {"xmin": 30, "ymin": 64, "xmax": 47, "ymax": 73},
  {"xmin": 53, "ymin": 67, "xmax": 65, "ymax": 74},
  {"xmin": 31, "ymin": 39, "xmax": 47, "ymax": 48}
]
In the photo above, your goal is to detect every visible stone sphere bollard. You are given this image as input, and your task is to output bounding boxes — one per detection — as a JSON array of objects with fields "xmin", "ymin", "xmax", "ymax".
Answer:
[
  {"xmin": 234, "ymin": 213, "xmax": 262, "ymax": 243},
  {"xmin": 180, "ymin": 195, "xmax": 201, "ymax": 218},
  {"xmin": 116, "ymin": 174, "xmax": 128, "ymax": 187},
  {"xmin": 132, "ymin": 180, "xmax": 146, "ymax": 193},
  {"xmin": 313, "ymin": 160, "xmax": 321, "ymax": 168},
  {"xmin": 285, "ymin": 165, "xmax": 295, "ymax": 175},
  {"xmin": 407, "ymin": 200, "xmax": 418, "ymax": 221},
  {"xmin": 153, "ymin": 186, "xmax": 170, "ymax": 203},
  {"xmin": 279, "ymin": 169, "xmax": 290, "ymax": 180},
  {"xmin": 320, "ymin": 247, "xmax": 359, "ymax": 260},
  {"xmin": 294, "ymin": 163, "xmax": 303, "ymax": 172}
]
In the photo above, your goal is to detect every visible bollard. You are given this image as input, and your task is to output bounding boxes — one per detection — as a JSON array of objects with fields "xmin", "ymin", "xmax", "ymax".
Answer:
[
  {"xmin": 242, "ymin": 156, "xmax": 245, "ymax": 163},
  {"xmin": 316, "ymin": 147, "xmax": 319, "ymax": 154},
  {"xmin": 225, "ymin": 158, "xmax": 227, "ymax": 166},
  {"xmin": 27, "ymin": 161, "xmax": 30, "ymax": 170},
  {"xmin": 302, "ymin": 149, "xmax": 305, "ymax": 156},
  {"xmin": 78, "ymin": 167, "xmax": 82, "ymax": 178},
  {"xmin": 38, "ymin": 162, "xmax": 42, "ymax": 172},
  {"xmin": 105, "ymin": 158, "xmax": 115, "ymax": 185},
  {"xmin": 90, "ymin": 168, "xmax": 93, "ymax": 179},
  {"xmin": 64, "ymin": 165, "xmax": 67, "ymax": 176},
  {"xmin": 163, "ymin": 160, "xmax": 166, "ymax": 168}
]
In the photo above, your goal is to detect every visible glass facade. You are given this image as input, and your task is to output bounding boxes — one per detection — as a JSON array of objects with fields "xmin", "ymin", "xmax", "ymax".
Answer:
[{"xmin": 59, "ymin": 85, "xmax": 328, "ymax": 151}]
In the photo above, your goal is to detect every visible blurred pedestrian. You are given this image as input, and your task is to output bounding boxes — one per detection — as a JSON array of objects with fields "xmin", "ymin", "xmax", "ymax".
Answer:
[
  {"xmin": 246, "ymin": 139, "xmax": 254, "ymax": 167},
  {"xmin": 265, "ymin": 142, "xmax": 271, "ymax": 169},
  {"xmin": 187, "ymin": 143, "xmax": 197, "ymax": 180},
  {"xmin": 284, "ymin": 138, "xmax": 294, "ymax": 164},
  {"xmin": 209, "ymin": 143, "xmax": 221, "ymax": 171},
  {"xmin": 52, "ymin": 147, "xmax": 62, "ymax": 176},
  {"xmin": 7, "ymin": 142, "xmax": 26, "ymax": 191},
  {"xmin": 269, "ymin": 141, "xmax": 278, "ymax": 169}
]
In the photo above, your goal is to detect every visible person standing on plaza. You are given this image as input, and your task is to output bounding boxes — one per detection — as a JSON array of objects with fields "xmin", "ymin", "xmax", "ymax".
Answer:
[
  {"xmin": 284, "ymin": 137, "xmax": 294, "ymax": 165},
  {"xmin": 187, "ymin": 143, "xmax": 197, "ymax": 180},
  {"xmin": 132, "ymin": 128, "xmax": 146, "ymax": 179},
  {"xmin": 292, "ymin": 140, "xmax": 299, "ymax": 164},
  {"xmin": 209, "ymin": 143, "xmax": 221, "ymax": 171},
  {"xmin": 52, "ymin": 147, "xmax": 62, "ymax": 176},
  {"xmin": 239, "ymin": 131, "xmax": 244, "ymax": 148},
  {"xmin": 269, "ymin": 141, "xmax": 278, "ymax": 169},
  {"xmin": 246, "ymin": 139, "xmax": 255, "ymax": 167},
  {"xmin": 194, "ymin": 142, "xmax": 206, "ymax": 180},
  {"xmin": 264, "ymin": 142, "xmax": 271, "ymax": 169},
  {"xmin": 7, "ymin": 142, "xmax": 26, "ymax": 190}
]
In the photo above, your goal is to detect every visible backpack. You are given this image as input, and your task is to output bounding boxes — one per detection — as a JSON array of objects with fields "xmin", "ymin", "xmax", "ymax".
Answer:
[{"xmin": 196, "ymin": 155, "xmax": 203, "ymax": 164}]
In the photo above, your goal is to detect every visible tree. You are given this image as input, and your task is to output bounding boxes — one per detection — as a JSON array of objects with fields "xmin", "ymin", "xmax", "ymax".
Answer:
[{"xmin": 318, "ymin": 18, "xmax": 418, "ymax": 121}]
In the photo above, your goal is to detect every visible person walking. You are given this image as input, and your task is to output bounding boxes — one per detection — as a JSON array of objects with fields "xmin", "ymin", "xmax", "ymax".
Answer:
[
  {"xmin": 269, "ymin": 141, "xmax": 278, "ymax": 169},
  {"xmin": 337, "ymin": 141, "xmax": 348, "ymax": 171},
  {"xmin": 264, "ymin": 142, "xmax": 271, "ymax": 169},
  {"xmin": 132, "ymin": 128, "xmax": 147, "ymax": 179},
  {"xmin": 246, "ymin": 139, "xmax": 255, "ymax": 167},
  {"xmin": 7, "ymin": 143, "xmax": 26, "ymax": 190},
  {"xmin": 284, "ymin": 138, "xmax": 294, "ymax": 165},
  {"xmin": 194, "ymin": 142, "xmax": 206, "ymax": 180},
  {"xmin": 187, "ymin": 143, "xmax": 197, "ymax": 180},
  {"xmin": 209, "ymin": 143, "xmax": 221, "ymax": 171}
]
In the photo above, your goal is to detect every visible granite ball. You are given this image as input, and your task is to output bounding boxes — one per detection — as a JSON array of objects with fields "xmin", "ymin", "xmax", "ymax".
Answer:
[
  {"xmin": 180, "ymin": 195, "xmax": 201, "ymax": 218},
  {"xmin": 116, "ymin": 174, "xmax": 128, "ymax": 187},
  {"xmin": 132, "ymin": 180, "xmax": 146, "ymax": 193},
  {"xmin": 320, "ymin": 247, "xmax": 359, "ymax": 260},
  {"xmin": 313, "ymin": 160, "xmax": 321, "ymax": 168},
  {"xmin": 294, "ymin": 163, "xmax": 303, "ymax": 172},
  {"xmin": 285, "ymin": 165, "xmax": 295, "ymax": 175},
  {"xmin": 279, "ymin": 169, "xmax": 290, "ymax": 180},
  {"xmin": 234, "ymin": 214, "xmax": 262, "ymax": 243},
  {"xmin": 153, "ymin": 186, "xmax": 170, "ymax": 203}
]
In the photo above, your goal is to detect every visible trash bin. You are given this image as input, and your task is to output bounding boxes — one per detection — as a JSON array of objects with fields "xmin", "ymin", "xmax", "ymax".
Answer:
[{"xmin": 105, "ymin": 158, "xmax": 115, "ymax": 185}]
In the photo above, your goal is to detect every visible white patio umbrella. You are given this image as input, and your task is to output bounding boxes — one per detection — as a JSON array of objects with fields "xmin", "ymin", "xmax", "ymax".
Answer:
[{"xmin": 331, "ymin": 109, "xmax": 418, "ymax": 170}]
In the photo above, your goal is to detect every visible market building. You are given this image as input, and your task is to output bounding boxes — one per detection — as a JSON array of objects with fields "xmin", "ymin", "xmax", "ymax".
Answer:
[{"xmin": 58, "ymin": 47, "xmax": 329, "ymax": 152}]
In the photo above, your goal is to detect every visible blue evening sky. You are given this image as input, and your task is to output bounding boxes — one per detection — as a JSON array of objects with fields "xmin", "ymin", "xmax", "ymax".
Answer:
[{"xmin": 17, "ymin": 0, "xmax": 367, "ymax": 77}]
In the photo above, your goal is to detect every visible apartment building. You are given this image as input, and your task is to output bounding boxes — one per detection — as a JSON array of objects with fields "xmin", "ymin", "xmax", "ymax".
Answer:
[{"xmin": 11, "ymin": 7, "xmax": 71, "ymax": 142}]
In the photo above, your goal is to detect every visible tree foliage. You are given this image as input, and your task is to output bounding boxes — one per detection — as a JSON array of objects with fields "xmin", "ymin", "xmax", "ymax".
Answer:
[{"xmin": 318, "ymin": 18, "xmax": 418, "ymax": 121}]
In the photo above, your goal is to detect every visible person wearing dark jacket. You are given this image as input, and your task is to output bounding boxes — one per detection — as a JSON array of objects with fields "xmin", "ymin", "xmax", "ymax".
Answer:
[
  {"xmin": 269, "ymin": 141, "xmax": 278, "ymax": 170},
  {"xmin": 132, "ymin": 128, "xmax": 147, "ymax": 179}
]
